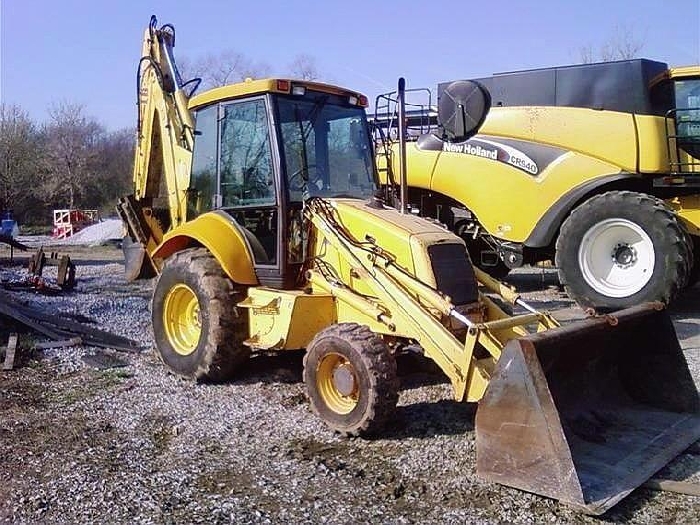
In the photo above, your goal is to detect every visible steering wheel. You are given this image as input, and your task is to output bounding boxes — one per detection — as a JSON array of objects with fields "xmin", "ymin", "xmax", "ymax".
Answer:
[{"xmin": 288, "ymin": 164, "xmax": 322, "ymax": 191}]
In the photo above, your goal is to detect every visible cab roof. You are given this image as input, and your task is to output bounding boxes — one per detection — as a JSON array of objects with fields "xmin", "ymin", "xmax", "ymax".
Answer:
[
  {"xmin": 650, "ymin": 65, "xmax": 700, "ymax": 86},
  {"xmin": 667, "ymin": 65, "xmax": 700, "ymax": 79},
  {"xmin": 189, "ymin": 78, "xmax": 367, "ymax": 111}
]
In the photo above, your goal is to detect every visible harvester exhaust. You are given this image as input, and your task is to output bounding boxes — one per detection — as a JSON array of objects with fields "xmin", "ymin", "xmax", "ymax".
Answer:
[{"xmin": 476, "ymin": 302, "xmax": 700, "ymax": 514}]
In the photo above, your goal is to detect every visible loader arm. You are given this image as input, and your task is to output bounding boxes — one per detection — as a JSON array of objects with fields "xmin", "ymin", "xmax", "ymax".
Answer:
[
  {"xmin": 305, "ymin": 198, "xmax": 558, "ymax": 402},
  {"xmin": 117, "ymin": 16, "xmax": 197, "ymax": 279}
]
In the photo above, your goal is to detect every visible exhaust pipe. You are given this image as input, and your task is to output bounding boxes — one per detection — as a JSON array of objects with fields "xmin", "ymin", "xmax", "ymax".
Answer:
[{"xmin": 397, "ymin": 77, "xmax": 408, "ymax": 214}]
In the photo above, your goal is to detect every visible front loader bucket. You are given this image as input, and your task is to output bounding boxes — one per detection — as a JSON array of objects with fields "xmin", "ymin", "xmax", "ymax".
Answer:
[{"xmin": 476, "ymin": 302, "xmax": 700, "ymax": 515}]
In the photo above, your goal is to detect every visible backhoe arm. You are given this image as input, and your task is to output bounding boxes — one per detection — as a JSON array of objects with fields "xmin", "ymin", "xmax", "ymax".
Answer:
[
  {"xmin": 118, "ymin": 16, "xmax": 199, "ymax": 280},
  {"xmin": 133, "ymin": 15, "xmax": 195, "ymax": 230}
]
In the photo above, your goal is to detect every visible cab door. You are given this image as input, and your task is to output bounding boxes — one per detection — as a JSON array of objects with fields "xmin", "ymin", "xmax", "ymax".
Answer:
[{"xmin": 189, "ymin": 96, "xmax": 298, "ymax": 288}]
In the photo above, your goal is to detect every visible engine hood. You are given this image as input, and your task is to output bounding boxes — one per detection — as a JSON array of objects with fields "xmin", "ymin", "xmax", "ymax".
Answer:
[{"xmin": 320, "ymin": 199, "xmax": 475, "ymax": 303}]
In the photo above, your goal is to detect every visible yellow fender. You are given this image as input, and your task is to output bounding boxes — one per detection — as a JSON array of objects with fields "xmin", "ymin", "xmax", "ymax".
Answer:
[
  {"xmin": 152, "ymin": 210, "xmax": 259, "ymax": 285},
  {"xmin": 667, "ymin": 194, "xmax": 700, "ymax": 236}
]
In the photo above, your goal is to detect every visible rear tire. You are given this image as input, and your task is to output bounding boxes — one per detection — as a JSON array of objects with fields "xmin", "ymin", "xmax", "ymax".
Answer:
[
  {"xmin": 555, "ymin": 191, "xmax": 692, "ymax": 312},
  {"xmin": 152, "ymin": 248, "xmax": 250, "ymax": 381},
  {"xmin": 303, "ymin": 323, "xmax": 398, "ymax": 437}
]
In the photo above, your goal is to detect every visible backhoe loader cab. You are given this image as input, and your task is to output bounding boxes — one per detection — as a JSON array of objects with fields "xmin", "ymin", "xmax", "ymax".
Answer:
[
  {"xmin": 121, "ymin": 17, "xmax": 700, "ymax": 515},
  {"xmin": 184, "ymin": 80, "xmax": 376, "ymax": 288}
]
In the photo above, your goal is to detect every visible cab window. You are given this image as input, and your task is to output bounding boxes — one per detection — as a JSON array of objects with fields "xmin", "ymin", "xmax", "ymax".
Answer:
[
  {"xmin": 675, "ymin": 79, "xmax": 700, "ymax": 142},
  {"xmin": 189, "ymin": 105, "xmax": 218, "ymax": 218},
  {"xmin": 220, "ymin": 99, "xmax": 276, "ymax": 207}
]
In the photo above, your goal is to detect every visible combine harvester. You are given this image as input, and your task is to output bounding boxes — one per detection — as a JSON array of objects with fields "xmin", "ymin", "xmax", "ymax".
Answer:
[
  {"xmin": 374, "ymin": 60, "xmax": 700, "ymax": 312},
  {"xmin": 118, "ymin": 16, "xmax": 700, "ymax": 514}
]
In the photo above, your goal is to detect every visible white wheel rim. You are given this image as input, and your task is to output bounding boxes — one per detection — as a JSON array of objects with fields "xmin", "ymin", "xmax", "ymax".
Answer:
[{"xmin": 578, "ymin": 218, "xmax": 655, "ymax": 298}]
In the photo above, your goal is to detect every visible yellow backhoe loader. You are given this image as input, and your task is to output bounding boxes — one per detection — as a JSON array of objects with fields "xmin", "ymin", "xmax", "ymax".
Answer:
[
  {"xmin": 373, "ymin": 61, "xmax": 700, "ymax": 312},
  {"xmin": 118, "ymin": 16, "xmax": 700, "ymax": 515}
]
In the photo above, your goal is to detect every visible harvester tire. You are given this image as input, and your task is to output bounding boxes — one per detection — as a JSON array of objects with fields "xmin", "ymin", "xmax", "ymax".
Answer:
[
  {"xmin": 687, "ymin": 235, "xmax": 700, "ymax": 288},
  {"xmin": 151, "ymin": 247, "xmax": 250, "ymax": 381},
  {"xmin": 303, "ymin": 323, "xmax": 398, "ymax": 437},
  {"xmin": 555, "ymin": 191, "xmax": 692, "ymax": 311}
]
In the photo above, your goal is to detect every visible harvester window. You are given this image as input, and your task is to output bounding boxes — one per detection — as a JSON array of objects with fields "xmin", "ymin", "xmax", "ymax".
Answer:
[
  {"xmin": 220, "ymin": 99, "xmax": 275, "ymax": 207},
  {"xmin": 675, "ymin": 79, "xmax": 700, "ymax": 144}
]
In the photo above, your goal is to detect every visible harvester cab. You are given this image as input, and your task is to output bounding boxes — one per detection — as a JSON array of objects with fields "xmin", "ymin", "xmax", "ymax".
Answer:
[
  {"xmin": 120, "ymin": 16, "xmax": 700, "ymax": 515},
  {"xmin": 658, "ymin": 67, "xmax": 700, "ymax": 170}
]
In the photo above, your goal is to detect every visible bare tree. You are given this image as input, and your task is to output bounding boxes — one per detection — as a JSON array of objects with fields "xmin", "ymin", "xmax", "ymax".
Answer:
[
  {"xmin": 288, "ymin": 54, "xmax": 320, "ymax": 81},
  {"xmin": 177, "ymin": 48, "xmax": 323, "ymax": 90},
  {"xmin": 0, "ymin": 104, "xmax": 44, "ymax": 219},
  {"xmin": 179, "ymin": 50, "xmax": 271, "ymax": 90},
  {"xmin": 42, "ymin": 102, "xmax": 105, "ymax": 209},
  {"xmin": 91, "ymin": 128, "xmax": 135, "ymax": 212},
  {"xmin": 578, "ymin": 44, "xmax": 595, "ymax": 64},
  {"xmin": 579, "ymin": 24, "xmax": 646, "ymax": 63}
]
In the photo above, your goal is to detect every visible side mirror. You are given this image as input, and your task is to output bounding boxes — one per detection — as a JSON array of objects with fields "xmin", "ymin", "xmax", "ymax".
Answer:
[{"xmin": 438, "ymin": 80, "xmax": 491, "ymax": 143}]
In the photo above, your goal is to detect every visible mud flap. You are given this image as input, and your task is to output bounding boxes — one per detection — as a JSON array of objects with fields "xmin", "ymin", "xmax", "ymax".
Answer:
[
  {"xmin": 475, "ymin": 302, "xmax": 700, "ymax": 515},
  {"xmin": 122, "ymin": 235, "xmax": 156, "ymax": 282}
]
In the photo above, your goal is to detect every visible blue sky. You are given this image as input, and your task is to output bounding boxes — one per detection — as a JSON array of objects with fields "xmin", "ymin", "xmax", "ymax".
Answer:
[{"xmin": 2, "ymin": 0, "xmax": 699, "ymax": 131}]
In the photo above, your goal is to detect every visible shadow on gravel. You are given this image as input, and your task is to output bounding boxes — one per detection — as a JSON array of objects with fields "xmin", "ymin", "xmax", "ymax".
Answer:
[
  {"xmin": 669, "ymin": 285, "xmax": 700, "ymax": 316},
  {"xmin": 595, "ymin": 486, "xmax": 660, "ymax": 523},
  {"xmin": 225, "ymin": 351, "xmax": 453, "ymax": 389},
  {"xmin": 385, "ymin": 400, "xmax": 477, "ymax": 439},
  {"xmin": 396, "ymin": 353, "xmax": 450, "ymax": 389},
  {"xmin": 234, "ymin": 351, "xmax": 305, "ymax": 385}
]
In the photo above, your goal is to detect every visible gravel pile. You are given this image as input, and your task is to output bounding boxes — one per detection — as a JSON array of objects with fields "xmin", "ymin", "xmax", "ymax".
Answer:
[
  {"xmin": 60, "ymin": 219, "xmax": 123, "ymax": 246},
  {"xmin": 1, "ymin": 256, "xmax": 699, "ymax": 524}
]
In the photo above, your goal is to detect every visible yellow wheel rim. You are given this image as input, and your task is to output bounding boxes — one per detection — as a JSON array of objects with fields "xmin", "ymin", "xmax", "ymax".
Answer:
[
  {"xmin": 163, "ymin": 283, "xmax": 201, "ymax": 356},
  {"xmin": 316, "ymin": 352, "xmax": 359, "ymax": 414}
]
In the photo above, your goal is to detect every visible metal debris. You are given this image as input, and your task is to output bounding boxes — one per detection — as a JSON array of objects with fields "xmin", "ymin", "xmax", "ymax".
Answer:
[
  {"xmin": 0, "ymin": 290, "xmax": 141, "ymax": 353},
  {"xmin": 2, "ymin": 333, "xmax": 19, "ymax": 370},
  {"xmin": 27, "ymin": 247, "xmax": 77, "ymax": 291}
]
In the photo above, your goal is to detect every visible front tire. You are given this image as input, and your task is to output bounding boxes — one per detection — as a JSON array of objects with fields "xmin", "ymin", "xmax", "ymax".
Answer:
[
  {"xmin": 152, "ymin": 248, "xmax": 250, "ymax": 381},
  {"xmin": 303, "ymin": 323, "xmax": 398, "ymax": 437},
  {"xmin": 555, "ymin": 191, "xmax": 692, "ymax": 311}
]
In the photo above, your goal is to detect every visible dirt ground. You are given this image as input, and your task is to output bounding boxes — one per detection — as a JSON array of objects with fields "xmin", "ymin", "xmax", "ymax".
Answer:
[{"xmin": 1, "ymin": 241, "xmax": 699, "ymax": 524}]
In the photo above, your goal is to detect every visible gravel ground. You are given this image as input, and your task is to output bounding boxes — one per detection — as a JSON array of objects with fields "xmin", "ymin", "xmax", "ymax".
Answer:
[{"xmin": 1, "ymin": 243, "xmax": 699, "ymax": 524}]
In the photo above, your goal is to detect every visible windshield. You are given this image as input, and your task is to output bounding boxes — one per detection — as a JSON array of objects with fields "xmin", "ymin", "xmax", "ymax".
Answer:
[{"xmin": 276, "ymin": 93, "xmax": 376, "ymax": 202}]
